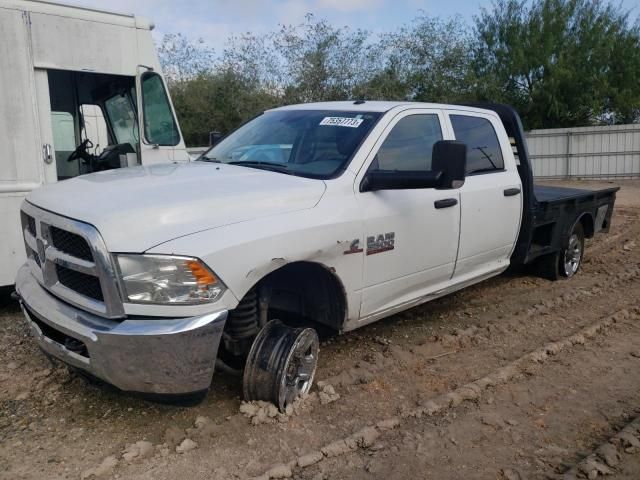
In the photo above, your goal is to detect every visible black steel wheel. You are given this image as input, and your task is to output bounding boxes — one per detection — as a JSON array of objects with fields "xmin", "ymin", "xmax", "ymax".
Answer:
[{"xmin": 243, "ymin": 320, "xmax": 319, "ymax": 412}]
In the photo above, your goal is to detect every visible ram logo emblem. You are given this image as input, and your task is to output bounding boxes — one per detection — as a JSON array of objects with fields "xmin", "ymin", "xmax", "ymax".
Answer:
[
  {"xmin": 366, "ymin": 232, "xmax": 395, "ymax": 255},
  {"xmin": 343, "ymin": 238, "xmax": 363, "ymax": 255}
]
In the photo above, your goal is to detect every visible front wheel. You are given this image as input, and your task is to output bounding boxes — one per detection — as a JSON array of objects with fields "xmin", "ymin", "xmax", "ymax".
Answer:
[{"xmin": 243, "ymin": 320, "xmax": 319, "ymax": 412}]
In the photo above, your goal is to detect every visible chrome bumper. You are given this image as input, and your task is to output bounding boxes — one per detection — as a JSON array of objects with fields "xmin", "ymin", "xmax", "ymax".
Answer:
[{"xmin": 15, "ymin": 264, "xmax": 227, "ymax": 395}]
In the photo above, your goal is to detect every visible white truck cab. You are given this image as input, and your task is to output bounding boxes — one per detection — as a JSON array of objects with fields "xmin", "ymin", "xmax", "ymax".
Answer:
[
  {"xmin": 14, "ymin": 101, "xmax": 618, "ymax": 409},
  {"xmin": 0, "ymin": 0, "xmax": 187, "ymax": 286}
]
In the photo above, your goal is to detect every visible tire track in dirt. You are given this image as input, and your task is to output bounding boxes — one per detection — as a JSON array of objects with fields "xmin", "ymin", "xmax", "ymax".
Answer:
[
  {"xmin": 555, "ymin": 414, "xmax": 640, "ymax": 479},
  {"xmin": 314, "ymin": 260, "xmax": 640, "ymax": 396}
]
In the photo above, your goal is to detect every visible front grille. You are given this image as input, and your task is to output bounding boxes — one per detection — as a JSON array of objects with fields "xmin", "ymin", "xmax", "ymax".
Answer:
[
  {"xmin": 21, "ymin": 203, "xmax": 124, "ymax": 318},
  {"xmin": 27, "ymin": 245, "xmax": 41, "ymax": 268},
  {"xmin": 50, "ymin": 226, "xmax": 94, "ymax": 262},
  {"xmin": 25, "ymin": 214, "xmax": 36, "ymax": 236},
  {"xmin": 56, "ymin": 264, "xmax": 104, "ymax": 302}
]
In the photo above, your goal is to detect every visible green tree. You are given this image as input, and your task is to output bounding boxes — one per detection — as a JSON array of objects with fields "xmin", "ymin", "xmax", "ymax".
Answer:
[
  {"xmin": 474, "ymin": 0, "xmax": 640, "ymax": 128},
  {"xmin": 375, "ymin": 14, "xmax": 476, "ymax": 102},
  {"xmin": 157, "ymin": 33, "xmax": 216, "ymax": 84},
  {"xmin": 169, "ymin": 70, "xmax": 279, "ymax": 146}
]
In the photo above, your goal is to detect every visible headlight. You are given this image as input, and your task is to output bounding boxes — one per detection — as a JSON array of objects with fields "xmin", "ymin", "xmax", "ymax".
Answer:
[{"xmin": 115, "ymin": 254, "xmax": 226, "ymax": 305}]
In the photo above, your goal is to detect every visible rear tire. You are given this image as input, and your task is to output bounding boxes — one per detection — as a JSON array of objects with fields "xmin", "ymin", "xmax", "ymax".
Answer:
[
  {"xmin": 537, "ymin": 251, "xmax": 560, "ymax": 280},
  {"xmin": 559, "ymin": 223, "xmax": 584, "ymax": 278},
  {"xmin": 537, "ymin": 222, "xmax": 585, "ymax": 281}
]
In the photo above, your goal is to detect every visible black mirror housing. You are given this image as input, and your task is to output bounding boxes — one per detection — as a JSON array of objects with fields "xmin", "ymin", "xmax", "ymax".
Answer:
[
  {"xmin": 209, "ymin": 130, "xmax": 223, "ymax": 146},
  {"xmin": 360, "ymin": 170, "xmax": 442, "ymax": 192},
  {"xmin": 432, "ymin": 140, "xmax": 467, "ymax": 189}
]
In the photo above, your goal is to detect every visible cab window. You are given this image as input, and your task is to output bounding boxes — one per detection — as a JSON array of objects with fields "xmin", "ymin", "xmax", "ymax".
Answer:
[{"xmin": 369, "ymin": 114, "xmax": 443, "ymax": 172}]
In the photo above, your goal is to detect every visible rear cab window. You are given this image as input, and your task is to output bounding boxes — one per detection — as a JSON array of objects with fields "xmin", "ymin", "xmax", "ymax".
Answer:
[{"xmin": 449, "ymin": 114, "xmax": 504, "ymax": 175}]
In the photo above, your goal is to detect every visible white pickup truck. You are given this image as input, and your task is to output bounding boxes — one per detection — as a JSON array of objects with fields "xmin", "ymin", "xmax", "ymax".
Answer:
[{"xmin": 15, "ymin": 101, "xmax": 618, "ymax": 409}]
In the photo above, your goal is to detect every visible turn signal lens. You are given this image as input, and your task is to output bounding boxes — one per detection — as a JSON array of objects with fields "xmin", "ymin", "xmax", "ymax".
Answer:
[{"xmin": 186, "ymin": 260, "xmax": 217, "ymax": 286}]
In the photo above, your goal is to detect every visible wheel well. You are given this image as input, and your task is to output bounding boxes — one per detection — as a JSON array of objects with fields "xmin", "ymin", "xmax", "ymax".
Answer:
[
  {"xmin": 578, "ymin": 213, "xmax": 594, "ymax": 238},
  {"xmin": 258, "ymin": 261, "xmax": 347, "ymax": 332}
]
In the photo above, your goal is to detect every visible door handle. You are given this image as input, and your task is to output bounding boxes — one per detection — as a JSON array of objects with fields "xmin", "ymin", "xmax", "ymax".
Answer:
[
  {"xmin": 434, "ymin": 198, "xmax": 458, "ymax": 209},
  {"xmin": 504, "ymin": 187, "xmax": 521, "ymax": 197},
  {"xmin": 42, "ymin": 144, "xmax": 53, "ymax": 164}
]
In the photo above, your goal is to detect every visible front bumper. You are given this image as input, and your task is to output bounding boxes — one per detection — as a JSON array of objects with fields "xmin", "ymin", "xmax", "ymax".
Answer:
[{"xmin": 15, "ymin": 264, "xmax": 227, "ymax": 395}]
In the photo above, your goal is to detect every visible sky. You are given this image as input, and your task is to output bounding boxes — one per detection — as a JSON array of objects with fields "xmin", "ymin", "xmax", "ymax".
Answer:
[
  {"xmin": 68, "ymin": 0, "xmax": 639, "ymax": 50},
  {"xmin": 59, "ymin": 0, "xmax": 506, "ymax": 47}
]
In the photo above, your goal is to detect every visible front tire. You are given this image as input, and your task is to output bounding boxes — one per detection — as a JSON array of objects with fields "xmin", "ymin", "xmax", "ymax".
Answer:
[{"xmin": 243, "ymin": 320, "xmax": 319, "ymax": 412}]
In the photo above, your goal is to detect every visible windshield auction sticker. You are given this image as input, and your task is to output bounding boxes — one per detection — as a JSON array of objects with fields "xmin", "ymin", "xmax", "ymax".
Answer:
[{"xmin": 319, "ymin": 117, "xmax": 364, "ymax": 128}]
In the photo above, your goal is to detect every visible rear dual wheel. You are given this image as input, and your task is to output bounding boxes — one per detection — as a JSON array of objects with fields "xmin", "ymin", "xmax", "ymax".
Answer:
[
  {"xmin": 561, "ymin": 224, "xmax": 584, "ymax": 278},
  {"xmin": 538, "ymin": 222, "xmax": 585, "ymax": 280},
  {"xmin": 243, "ymin": 320, "xmax": 319, "ymax": 412}
]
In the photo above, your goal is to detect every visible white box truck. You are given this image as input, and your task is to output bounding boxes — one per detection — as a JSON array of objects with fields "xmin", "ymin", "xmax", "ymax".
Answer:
[{"xmin": 0, "ymin": 0, "xmax": 188, "ymax": 286}]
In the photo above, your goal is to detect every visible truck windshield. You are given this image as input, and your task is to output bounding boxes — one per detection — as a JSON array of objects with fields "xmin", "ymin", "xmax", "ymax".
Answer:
[{"xmin": 199, "ymin": 110, "xmax": 382, "ymax": 178}]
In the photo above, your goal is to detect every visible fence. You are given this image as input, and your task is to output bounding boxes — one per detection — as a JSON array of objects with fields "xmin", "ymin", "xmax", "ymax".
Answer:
[
  {"xmin": 526, "ymin": 123, "xmax": 640, "ymax": 179},
  {"xmin": 186, "ymin": 123, "xmax": 640, "ymax": 179}
]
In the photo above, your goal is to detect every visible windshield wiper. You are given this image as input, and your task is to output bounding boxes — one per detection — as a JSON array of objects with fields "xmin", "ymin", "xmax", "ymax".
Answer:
[
  {"xmin": 198, "ymin": 157, "xmax": 221, "ymax": 163},
  {"xmin": 228, "ymin": 160, "xmax": 289, "ymax": 173}
]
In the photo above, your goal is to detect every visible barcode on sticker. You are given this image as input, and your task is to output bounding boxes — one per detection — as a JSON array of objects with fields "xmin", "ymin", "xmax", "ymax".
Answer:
[{"xmin": 319, "ymin": 117, "xmax": 363, "ymax": 128}]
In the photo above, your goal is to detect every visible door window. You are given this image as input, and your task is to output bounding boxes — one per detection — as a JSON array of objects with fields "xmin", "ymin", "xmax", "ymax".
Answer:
[
  {"xmin": 50, "ymin": 111, "xmax": 77, "ymax": 179},
  {"xmin": 450, "ymin": 115, "xmax": 504, "ymax": 174},
  {"xmin": 141, "ymin": 72, "xmax": 180, "ymax": 146},
  {"xmin": 105, "ymin": 93, "xmax": 139, "ymax": 151},
  {"xmin": 370, "ymin": 114, "xmax": 443, "ymax": 172}
]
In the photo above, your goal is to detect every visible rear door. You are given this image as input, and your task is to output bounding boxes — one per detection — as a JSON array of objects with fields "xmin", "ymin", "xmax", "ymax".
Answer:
[
  {"xmin": 356, "ymin": 109, "xmax": 461, "ymax": 319},
  {"xmin": 445, "ymin": 111, "xmax": 522, "ymax": 280},
  {"xmin": 136, "ymin": 69, "xmax": 188, "ymax": 164}
]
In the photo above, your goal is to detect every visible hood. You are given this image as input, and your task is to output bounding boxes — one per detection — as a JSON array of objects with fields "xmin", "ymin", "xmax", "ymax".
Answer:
[{"xmin": 27, "ymin": 162, "xmax": 326, "ymax": 252}]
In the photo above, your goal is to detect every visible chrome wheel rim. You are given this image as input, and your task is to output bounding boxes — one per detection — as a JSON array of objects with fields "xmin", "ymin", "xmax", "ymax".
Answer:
[
  {"xmin": 563, "ymin": 233, "xmax": 582, "ymax": 277},
  {"xmin": 278, "ymin": 328, "xmax": 319, "ymax": 409}
]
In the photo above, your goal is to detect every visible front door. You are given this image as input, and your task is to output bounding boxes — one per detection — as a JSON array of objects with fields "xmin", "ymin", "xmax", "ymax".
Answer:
[{"xmin": 356, "ymin": 110, "xmax": 461, "ymax": 319}]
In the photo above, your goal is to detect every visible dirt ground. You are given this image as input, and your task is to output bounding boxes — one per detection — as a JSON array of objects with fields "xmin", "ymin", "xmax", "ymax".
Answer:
[{"xmin": 1, "ymin": 178, "xmax": 639, "ymax": 480}]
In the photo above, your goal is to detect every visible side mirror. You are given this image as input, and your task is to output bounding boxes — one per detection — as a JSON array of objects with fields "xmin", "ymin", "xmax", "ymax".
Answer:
[
  {"xmin": 360, "ymin": 170, "xmax": 442, "ymax": 192},
  {"xmin": 432, "ymin": 140, "xmax": 467, "ymax": 189},
  {"xmin": 209, "ymin": 130, "xmax": 223, "ymax": 146}
]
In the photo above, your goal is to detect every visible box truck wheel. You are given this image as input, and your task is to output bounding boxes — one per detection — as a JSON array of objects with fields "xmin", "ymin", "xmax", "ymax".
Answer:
[{"xmin": 243, "ymin": 320, "xmax": 319, "ymax": 412}]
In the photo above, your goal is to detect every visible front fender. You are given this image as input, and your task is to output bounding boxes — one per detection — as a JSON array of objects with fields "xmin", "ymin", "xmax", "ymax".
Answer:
[{"xmin": 147, "ymin": 197, "xmax": 364, "ymax": 323}]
